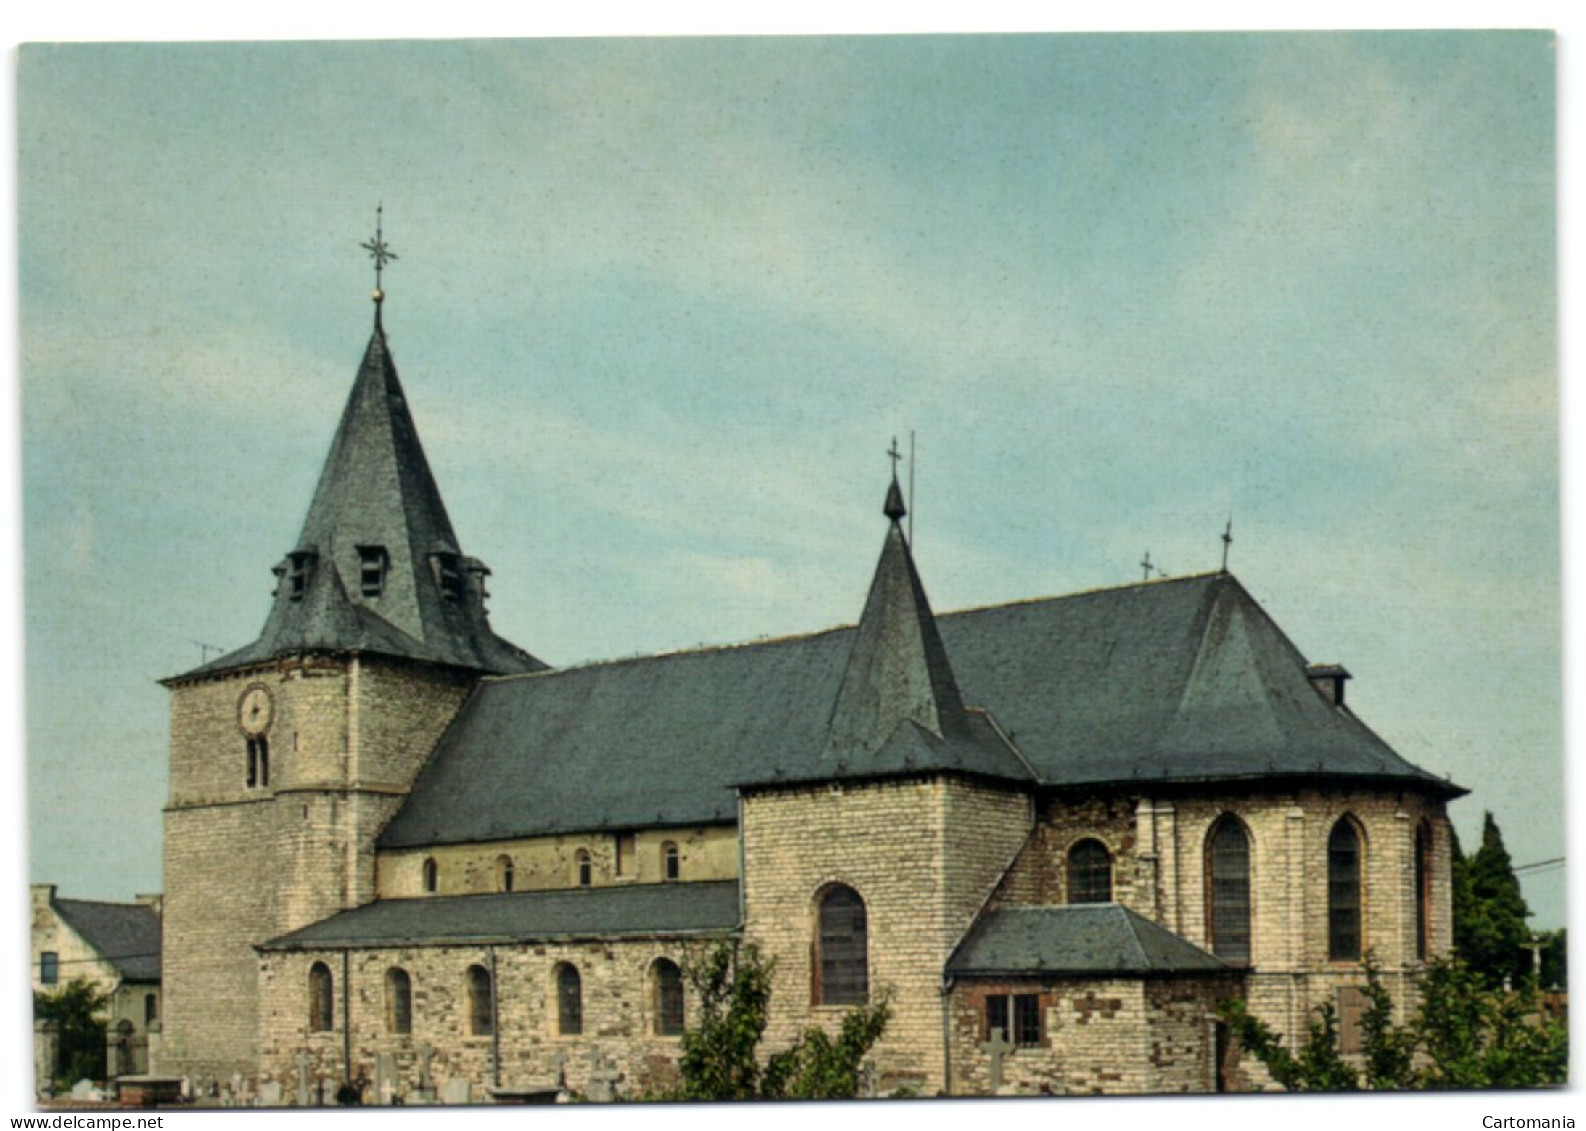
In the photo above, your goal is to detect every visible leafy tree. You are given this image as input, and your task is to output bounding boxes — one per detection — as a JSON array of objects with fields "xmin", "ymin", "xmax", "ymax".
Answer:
[
  {"xmin": 655, "ymin": 941, "xmax": 891, "ymax": 1102},
  {"xmin": 1536, "ymin": 927, "xmax": 1567, "ymax": 990},
  {"xmin": 1218, "ymin": 954, "xmax": 1566, "ymax": 1091},
  {"xmin": 1453, "ymin": 813, "xmax": 1532, "ymax": 988},
  {"xmin": 34, "ymin": 978, "xmax": 109, "ymax": 1090}
]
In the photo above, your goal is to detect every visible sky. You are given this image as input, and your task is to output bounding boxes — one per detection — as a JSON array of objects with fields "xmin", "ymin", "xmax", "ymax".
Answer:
[{"xmin": 15, "ymin": 29, "xmax": 1563, "ymax": 938}]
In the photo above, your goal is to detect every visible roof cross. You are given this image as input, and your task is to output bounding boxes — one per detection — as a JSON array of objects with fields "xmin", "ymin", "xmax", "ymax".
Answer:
[
  {"xmin": 1220, "ymin": 516, "xmax": 1234, "ymax": 573},
  {"xmin": 1140, "ymin": 550, "xmax": 1153, "ymax": 581},
  {"xmin": 887, "ymin": 436, "xmax": 903, "ymax": 478},
  {"xmin": 360, "ymin": 203, "xmax": 398, "ymax": 299}
]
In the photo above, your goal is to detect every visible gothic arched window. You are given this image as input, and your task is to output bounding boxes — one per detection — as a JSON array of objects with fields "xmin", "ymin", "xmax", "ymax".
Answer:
[
  {"xmin": 662, "ymin": 842, "xmax": 680, "ymax": 882},
  {"xmin": 1328, "ymin": 818, "xmax": 1364, "ymax": 961},
  {"xmin": 466, "ymin": 964, "xmax": 494, "ymax": 1037},
  {"xmin": 308, "ymin": 962, "xmax": 334, "ymax": 1033},
  {"xmin": 386, "ymin": 968, "xmax": 412, "ymax": 1035},
  {"xmin": 1206, "ymin": 815, "xmax": 1252, "ymax": 962},
  {"xmin": 652, "ymin": 958, "xmax": 684, "ymax": 1036},
  {"xmin": 575, "ymin": 849, "xmax": 592, "ymax": 888},
  {"xmin": 422, "ymin": 857, "xmax": 438, "ymax": 894},
  {"xmin": 556, "ymin": 963, "xmax": 583, "ymax": 1036},
  {"xmin": 815, "ymin": 885, "xmax": 869, "ymax": 1006},
  {"xmin": 1067, "ymin": 838, "xmax": 1113, "ymax": 903},
  {"xmin": 496, "ymin": 854, "xmax": 515, "ymax": 893}
]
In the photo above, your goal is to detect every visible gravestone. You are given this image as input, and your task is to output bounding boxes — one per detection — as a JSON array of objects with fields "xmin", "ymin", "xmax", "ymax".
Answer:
[
  {"xmin": 441, "ymin": 1077, "xmax": 471, "ymax": 1105},
  {"xmin": 319, "ymin": 1077, "xmax": 337, "ymax": 1107},
  {"xmin": 980, "ymin": 1029, "xmax": 1014, "ymax": 1093},
  {"xmin": 295, "ymin": 1050, "xmax": 312, "ymax": 1107},
  {"xmin": 70, "ymin": 1079, "xmax": 96, "ymax": 1102},
  {"xmin": 375, "ymin": 1053, "xmax": 397, "ymax": 1105},
  {"xmin": 585, "ymin": 1050, "xmax": 623, "ymax": 1104},
  {"xmin": 257, "ymin": 1081, "xmax": 283, "ymax": 1107},
  {"xmin": 547, "ymin": 1049, "xmax": 568, "ymax": 1090}
]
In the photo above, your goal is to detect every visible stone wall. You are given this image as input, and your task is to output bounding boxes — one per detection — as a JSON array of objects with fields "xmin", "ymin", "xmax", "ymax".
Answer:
[
  {"xmin": 257, "ymin": 934, "xmax": 729, "ymax": 1102},
  {"xmin": 376, "ymin": 825, "xmax": 739, "ymax": 898},
  {"xmin": 162, "ymin": 654, "xmax": 477, "ymax": 1083},
  {"xmin": 946, "ymin": 975, "xmax": 1236, "ymax": 1095},
  {"xmin": 741, "ymin": 775, "xmax": 1029, "ymax": 1094}
]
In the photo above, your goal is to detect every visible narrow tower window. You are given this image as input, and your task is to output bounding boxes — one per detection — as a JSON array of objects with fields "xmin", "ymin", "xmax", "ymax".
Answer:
[
  {"xmin": 287, "ymin": 551, "xmax": 317, "ymax": 601},
  {"xmin": 357, "ymin": 545, "xmax": 389, "ymax": 598},
  {"xmin": 246, "ymin": 737, "xmax": 270, "ymax": 788},
  {"xmin": 1328, "ymin": 818, "xmax": 1364, "ymax": 961},
  {"xmin": 576, "ymin": 849, "xmax": 592, "ymax": 888},
  {"xmin": 662, "ymin": 842, "xmax": 680, "ymax": 882},
  {"xmin": 496, "ymin": 854, "xmax": 515, "ymax": 893},
  {"xmin": 1415, "ymin": 821, "xmax": 1434, "ymax": 960},
  {"xmin": 815, "ymin": 884, "xmax": 869, "ymax": 1005},
  {"xmin": 1067, "ymin": 838, "xmax": 1113, "ymax": 903},
  {"xmin": 422, "ymin": 857, "xmax": 438, "ymax": 894}
]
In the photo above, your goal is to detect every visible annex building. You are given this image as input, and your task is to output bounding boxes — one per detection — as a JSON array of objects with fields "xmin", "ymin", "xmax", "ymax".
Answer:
[{"xmin": 157, "ymin": 279, "xmax": 1463, "ymax": 1101}]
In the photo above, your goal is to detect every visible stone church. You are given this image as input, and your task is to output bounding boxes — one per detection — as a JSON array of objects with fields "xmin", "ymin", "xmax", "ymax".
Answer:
[{"xmin": 158, "ymin": 278, "xmax": 1462, "ymax": 1101}]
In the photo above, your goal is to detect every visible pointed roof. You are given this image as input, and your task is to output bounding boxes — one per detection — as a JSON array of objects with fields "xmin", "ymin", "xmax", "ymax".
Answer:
[
  {"xmin": 825, "ymin": 476, "xmax": 972, "ymax": 757},
  {"xmin": 171, "ymin": 314, "xmax": 543, "ymax": 681}
]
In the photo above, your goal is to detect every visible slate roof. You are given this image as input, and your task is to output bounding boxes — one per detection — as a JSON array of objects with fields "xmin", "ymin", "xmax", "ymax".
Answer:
[
  {"xmin": 381, "ymin": 570, "xmax": 1458, "ymax": 850},
  {"xmin": 54, "ymin": 899, "xmax": 161, "ymax": 983},
  {"xmin": 947, "ymin": 905, "xmax": 1230, "ymax": 978},
  {"xmin": 260, "ymin": 880, "xmax": 740, "ymax": 950},
  {"xmin": 170, "ymin": 319, "xmax": 542, "ymax": 681}
]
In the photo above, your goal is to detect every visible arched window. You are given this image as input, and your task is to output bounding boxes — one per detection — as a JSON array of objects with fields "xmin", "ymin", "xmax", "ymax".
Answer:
[
  {"xmin": 1328, "ymin": 818, "xmax": 1364, "ymax": 961},
  {"xmin": 385, "ymin": 968, "xmax": 412, "ymax": 1035},
  {"xmin": 662, "ymin": 842, "xmax": 680, "ymax": 882},
  {"xmin": 652, "ymin": 958, "xmax": 684, "ymax": 1036},
  {"xmin": 466, "ymin": 964, "xmax": 494, "ymax": 1037},
  {"xmin": 308, "ymin": 962, "xmax": 334, "ymax": 1033},
  {"xmin": 556, "ymin": 963, "xmax": 583, "ymax": 1036},
  {"xmin": 1206, "ymin": 816, "xmax": 1252, "ymax": 962},
  {"xmin": 1067, "ymin": 838, "xmax": 1113, "ymax": 903},
  {"xmin": 422, "ymin": 857, "xmax": 438, "ymax": 894},
  {"xmin": 576, "ymin": 849, "xmax": 592, "ymax": 888},
  {"xmin": 144, "ymin": 993, "xmax": 158, "ymax": 1026},
  {"xmin": 496, "ymin": 854, "xmax": 515, "ymax": 893},
  {"xmin": 1415, "ymin": 821, "xmax": 1434, "ymax": 961},
  {"xmin": 816, "ymin": 885, "xmax": 869, "ymax": 1005}
]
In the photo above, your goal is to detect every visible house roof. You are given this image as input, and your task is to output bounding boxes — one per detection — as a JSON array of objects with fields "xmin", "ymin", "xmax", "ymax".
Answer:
[
  {"xmin": 946, "ymin": 904, "xmax": 1230, "ymax": 978},
  {"xmin": 169, "ymin": 317, "xmax": 542, "ymax": 682},
  {"xmin": 54, "ymin": 899, "xmax": 161, "ymax": 983},
  {"xmin": 380, "ymin": 571, "xmax": 1458, "ymax": 851},
  {"xmin": 260, "ymin": 880, "xmax": 741, "ymax": 950}
]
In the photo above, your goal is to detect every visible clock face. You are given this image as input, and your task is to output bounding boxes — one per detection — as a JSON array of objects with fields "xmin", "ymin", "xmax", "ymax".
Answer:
[{"xmin": 238, "ymin": 685, "xmax": 274, "ymax": 737}]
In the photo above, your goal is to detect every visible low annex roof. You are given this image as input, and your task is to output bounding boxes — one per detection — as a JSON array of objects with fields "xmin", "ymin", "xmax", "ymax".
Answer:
[
  {"xmin": 260, "ymin": 880, "xmax": 741, "ymax": 950},
  {"xmin": 54, "ymin": 899, "xmax": 162, "ymax": 983},
  {"xmin": 947, "ymin": 905, "xmax": 1230, "ymax": 978},
  {"xmin": 381, "ymin": 572, "xmax": 1458, "ymax": 850}
]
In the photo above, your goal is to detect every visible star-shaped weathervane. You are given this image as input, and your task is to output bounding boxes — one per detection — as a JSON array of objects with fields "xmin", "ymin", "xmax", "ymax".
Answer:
[{"xmin": 360, "ymin": 203, "xmax": 398, "ymax": 293}]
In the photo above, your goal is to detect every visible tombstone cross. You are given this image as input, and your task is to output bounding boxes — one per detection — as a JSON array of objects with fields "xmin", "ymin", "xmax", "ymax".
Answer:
[
  {"xmin": 980, "ymin": 1028, "xmax": 1014, "ymax": 1092},
  {"xmin": 296, "ymin": 1049, "xmax": 312, "ymax": 1107},
  {"xmin": 585, "ymin": 1050, "xmax": 623, "ymax": 1104},
  {"xmin": 547, "ymin": 1049, "xmax": 569, "ymax": 1089}
]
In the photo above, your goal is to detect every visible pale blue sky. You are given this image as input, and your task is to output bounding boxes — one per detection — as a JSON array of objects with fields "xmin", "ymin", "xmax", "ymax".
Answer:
[{"xmin": 18, "ymin": 32, "xmax": 1562, "ymax": 924}]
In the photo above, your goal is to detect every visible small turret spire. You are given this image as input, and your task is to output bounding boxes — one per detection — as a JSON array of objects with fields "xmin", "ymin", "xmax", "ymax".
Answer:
[{"xmin": 360, "ymin": 203, "xmax": 398, "ymax": 327}]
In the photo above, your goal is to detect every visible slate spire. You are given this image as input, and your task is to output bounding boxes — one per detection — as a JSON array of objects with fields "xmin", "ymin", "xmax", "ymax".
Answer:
[
  {"xmin": 826, "ymin": 470, "xmax": 969, "ymax": 755},
  {"xmin": 177, "ymin": 290, "xmax": 543, "ymax": 678}
]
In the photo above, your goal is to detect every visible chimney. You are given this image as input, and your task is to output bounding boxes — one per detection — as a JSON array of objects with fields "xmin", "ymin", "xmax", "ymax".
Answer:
[
  {"xmin": 134, "ymin": 893, "xmax": 163, "ymax": 917},
  {"xmin": 1306, "ymin": 663, "xmax": 1351, "ymax": 707}
]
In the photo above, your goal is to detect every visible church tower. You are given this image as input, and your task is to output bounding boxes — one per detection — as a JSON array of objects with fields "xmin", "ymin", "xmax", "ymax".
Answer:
[{"xmin": 159, "ymin": 223, "xmax": 543, "ymax": 1083}]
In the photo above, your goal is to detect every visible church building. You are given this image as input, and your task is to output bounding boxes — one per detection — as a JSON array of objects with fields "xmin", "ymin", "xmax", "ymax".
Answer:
[{"xmin": 158, "ymin": 257, "xmax": 1463, "ymax": 1101}]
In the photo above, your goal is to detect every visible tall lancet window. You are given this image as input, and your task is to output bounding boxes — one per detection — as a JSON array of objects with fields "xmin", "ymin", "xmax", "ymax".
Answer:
[
  {"xmin": 1206, "ymin": 816, "xmax": 1252, "ymax": 962},
  {"xmin": 308, "ymin": 962, "xmax": 334, "ymax": 1032},
  {"xmin": 815, "ymin": 885, "xmax": 869, "ymax": 1006},
  {"xmin": 1328, "ymin": 818, "xmax": 1364, "ymax": 961}
]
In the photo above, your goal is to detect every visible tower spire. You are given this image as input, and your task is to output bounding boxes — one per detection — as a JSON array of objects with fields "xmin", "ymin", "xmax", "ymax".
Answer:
[{"xmin": 884, "ymin": 436, "xmax": 908, "ymax": 524}]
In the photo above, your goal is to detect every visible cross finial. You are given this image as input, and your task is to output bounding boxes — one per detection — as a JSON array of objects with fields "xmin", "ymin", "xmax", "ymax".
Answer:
[
  {"xmin": 1141, "ymin": 550, "xmax": 1153, "ymax": 581},
  {"xmin": 1220, "ymin": 516, "xmax": 1234, "ymax": 573},
  {"xmin": 360, "ymin": 203, "xmax": 398, "ymax": 308},
  {"xmin": 887, "ymin": 436, "xmax": 903, "ymax": 478}
]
